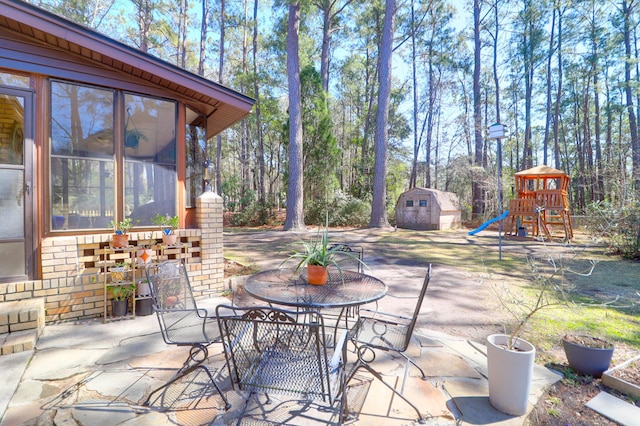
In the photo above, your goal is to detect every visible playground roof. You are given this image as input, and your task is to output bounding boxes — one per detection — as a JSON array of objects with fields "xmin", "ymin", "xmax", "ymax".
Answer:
[{"xmin": 515, "ymin": 165, "xmax": 567, "ymax": 177}]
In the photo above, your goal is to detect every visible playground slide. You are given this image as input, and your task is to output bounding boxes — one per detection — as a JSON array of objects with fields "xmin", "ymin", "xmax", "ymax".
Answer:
[{"xmin": 467, "ymin": 210, "xmax": 510, "ymax": 235}]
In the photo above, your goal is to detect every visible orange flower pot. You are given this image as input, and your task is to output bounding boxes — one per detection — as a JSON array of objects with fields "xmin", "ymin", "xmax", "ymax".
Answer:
[
  {"xmin": 112, "ymin": 233, "xmax": 129, "ymax": 248},
  {"xmin": 307, "ymin": 265, "xmax": 328, "ymax": 285}
]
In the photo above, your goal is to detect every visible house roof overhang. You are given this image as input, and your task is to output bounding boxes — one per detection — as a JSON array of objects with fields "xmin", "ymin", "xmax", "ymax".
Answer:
[{"xmin": 0, "ymin": 0, "xmax": 254, "ymax": 138}]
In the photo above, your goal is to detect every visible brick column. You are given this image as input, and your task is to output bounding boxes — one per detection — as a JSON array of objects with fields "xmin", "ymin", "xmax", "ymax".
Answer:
[{"xmin": 196, "ymin": 191, "xmax": 224, "ymax": 292}]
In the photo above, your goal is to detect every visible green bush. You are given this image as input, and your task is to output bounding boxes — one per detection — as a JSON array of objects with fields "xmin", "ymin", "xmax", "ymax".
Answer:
[
  {"xmin": 230, "ymin": 201, "xmax": 276, "ymax": 226},
  {"xmin": 304, "ymin": 192, "xmax": 371, "ymax": 227},
  {"xmin": 584, "ymin": 200, "xmax": 640, "ymax": 258}
]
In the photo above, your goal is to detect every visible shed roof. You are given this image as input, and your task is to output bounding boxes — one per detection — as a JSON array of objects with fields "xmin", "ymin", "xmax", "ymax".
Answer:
[{"xmin": 0, "ymin": 0, "xmax": 254, "ymax": 138}]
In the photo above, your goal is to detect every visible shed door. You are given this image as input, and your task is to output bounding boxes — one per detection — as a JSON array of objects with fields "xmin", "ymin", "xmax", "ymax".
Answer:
[{"xmin": 0, "ymin": 88, "xmax": 34, "ymax": 282}]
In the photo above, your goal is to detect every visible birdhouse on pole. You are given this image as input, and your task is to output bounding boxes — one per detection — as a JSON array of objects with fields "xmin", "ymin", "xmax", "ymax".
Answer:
[{"xmin": 488, "ymin": 123, "xmax": 506, "ymax": 140}]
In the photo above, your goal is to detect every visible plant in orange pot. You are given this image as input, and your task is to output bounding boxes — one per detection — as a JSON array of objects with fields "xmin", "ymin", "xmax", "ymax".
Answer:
[
  {"xmin": 109, "ymin": 218, "xmax": 134, "ymax": 248},
  {"xmin": 151, "ymin": 214, "xmax": 179, "ymax": 246},
  {"xmin": 282, "ymin": 222, "xmax": 365, "ymax": 285}
]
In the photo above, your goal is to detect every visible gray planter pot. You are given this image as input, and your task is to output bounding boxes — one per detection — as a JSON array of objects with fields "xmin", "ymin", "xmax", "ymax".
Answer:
[
  {"xmin": 112, "ymin": 299, "xmax": 128, "ymax": 317},
  {"xmin": 136, "ymin": 297, "xmax": 153, "ymax": 316},
  {"xmin": 563, "ymin": 335, "xmax": 613, "ymax": 378}
]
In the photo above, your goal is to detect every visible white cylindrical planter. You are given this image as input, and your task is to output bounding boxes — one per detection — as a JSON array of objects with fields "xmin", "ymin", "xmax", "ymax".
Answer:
[{"xmin": 486, "ymin": 334, "xmax": 536, "ymax": 416}]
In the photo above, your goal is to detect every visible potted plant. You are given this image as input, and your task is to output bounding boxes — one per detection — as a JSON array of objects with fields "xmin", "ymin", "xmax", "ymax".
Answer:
[
  {"xmin": 282, "ymin": 223, "xmax": 365, "ymax": 285},
  {"xmin": 108, "ymin": 262, "xmax": 129, "ymax": 283},
  {"xmin": 135, "ymin": 279, "xmax": 154, "ymax": 316},
  {"xmin": 562, "ymin": 334, "xmax": 614, "ymax": 378},
  {"xmin": 111, "ymin": 283, "xmax": 135, "ymax": 317},
  {"xmin": 151, "ymin": 214, "xmax": 179, "ymax": 246},
  {"xmin": 483, "ymin": 254, "xmax": 589, "ymax": 416},
  {"xmin": 109, "ymin": 218, "xmax": 134, "ymax": 248}
]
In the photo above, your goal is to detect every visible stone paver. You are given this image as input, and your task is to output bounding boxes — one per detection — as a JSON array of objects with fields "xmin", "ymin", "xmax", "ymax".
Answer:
[{"xmin": 586, "ymin": 391, "xmax": 640, "ymax": 425}]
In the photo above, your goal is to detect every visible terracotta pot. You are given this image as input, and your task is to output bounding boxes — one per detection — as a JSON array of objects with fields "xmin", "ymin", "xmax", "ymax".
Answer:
[
  {"xmin": 165, "ymin": 295, "xmax": 180, "ymax": 307},
  {"xmin": 162, "ymin": 234, "xmax": 178, "ymax": 246},
  {"xmin": 112, "ymin": 233, "xmax": 129, "ymax": 248},
  {"xmin": 307, "ymin": 265, "xmax": 328, "ymax": 285}
]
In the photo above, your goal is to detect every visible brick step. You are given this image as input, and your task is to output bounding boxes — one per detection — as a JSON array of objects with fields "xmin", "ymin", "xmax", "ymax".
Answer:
[
  {"xmin": 0, "ymin": 329, "xmax": 38, "ymax": 355},
  {"xmin": 0, "ymin": 299, "xmax": 45, "ymax": 356}
]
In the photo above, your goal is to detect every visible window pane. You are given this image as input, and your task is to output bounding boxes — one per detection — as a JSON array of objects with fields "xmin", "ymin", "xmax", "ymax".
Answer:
[
  {"xmin": 186, "ymin": 107, "xmax": 206, "ymax": 208},
  {"xmin": 127, "ymin": 161, "xmax": 176, "ymax": 226},
  {"xmin": 51, "ymin": 157, "xmax": 115, "ymax": 230},
  {"xmin": 406, "ymin": 200, "xmax": 414, "ymax": 207},
  {"xmin": 51, "ymin": 82, "xmax": 114, "ymax": 157},
  {"xmin": 50, "ymin": 81, "xmax": 115, "ymax": 231},
  {"xmin": 124, "ymin": 94, "xmax": 176, "ymax": 163},
  {"xmin": 124, "ymin": 94, "xmax": 177, "ymax": 226},
  {"xmin": 0, "ymin": 169, "xmax": 25, "ymax": 238},
  {"xmin": 419, "ymin": 199, "xmax": 427, "ymax": 207},
  {"xmin": 0, "ymin": 72, "xmax": 30, "ymax": 89}
]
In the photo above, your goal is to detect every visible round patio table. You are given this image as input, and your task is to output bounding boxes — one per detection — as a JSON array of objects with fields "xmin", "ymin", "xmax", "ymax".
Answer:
[{"xmin": 243, "ymin": 268, "xmax": 387, "ymax": 309}]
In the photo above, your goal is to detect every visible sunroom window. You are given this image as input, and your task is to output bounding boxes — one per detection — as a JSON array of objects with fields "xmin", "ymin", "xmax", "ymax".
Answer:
[
  {"xmin": 50, "ymin": 81, "xmax": 115, "ymax": 230},
  {"xmin": 124, "ymin": 94, "xmax": 177, "ymax": 226},
  {"xmin": 186, "ymin": 107, "xmax": 206, "ymax": 208},
  {"xmin": 50, "ymin": 81, "xmax": 178, "ymax": 231}
]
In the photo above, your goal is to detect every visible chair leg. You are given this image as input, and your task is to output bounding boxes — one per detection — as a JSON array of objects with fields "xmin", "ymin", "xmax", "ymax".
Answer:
[
  {"xmin": 143, "ymin": 344, "xmax": 230, "ymax": 410},
  {"xmin": 346, "ymin": 360, "xmax": 427, "ymax": 424}
]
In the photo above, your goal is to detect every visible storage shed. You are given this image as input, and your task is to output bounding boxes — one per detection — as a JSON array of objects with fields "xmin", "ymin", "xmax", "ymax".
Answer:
[{"xmin": 395, "ymin": 188, "xmax": 462, "ymax": 230}]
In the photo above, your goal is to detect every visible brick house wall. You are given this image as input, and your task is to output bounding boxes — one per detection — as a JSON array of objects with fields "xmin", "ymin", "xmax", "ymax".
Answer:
[{"xmin": 0, "ymin": 192, "xmax": 224, "ymax": 323}]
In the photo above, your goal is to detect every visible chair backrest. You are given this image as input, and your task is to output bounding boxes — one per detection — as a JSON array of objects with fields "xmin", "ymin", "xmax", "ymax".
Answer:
[
  {"xmin": 216, "ymin": 305, "xmax": 341, "ymax": 402},
  {"xmin": 146, "ymin": 260, "xmax": 213, "ymax": 345},
  {"xmin": 328, "ymin": 243, "xmax": 364, "ymax": 273},
  {"xmin": 404, "ymin": 263, "xmax": 432, "ymax": 343},
  {"xmin": 146, "ymin": 260, "xmax": 197, "ymax": 311}
]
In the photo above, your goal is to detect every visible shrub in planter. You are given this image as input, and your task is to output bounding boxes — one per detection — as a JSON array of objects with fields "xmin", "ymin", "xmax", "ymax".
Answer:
[{"xmin": 482, "ymin": 253, "xmax": 594, "ymax": 415}]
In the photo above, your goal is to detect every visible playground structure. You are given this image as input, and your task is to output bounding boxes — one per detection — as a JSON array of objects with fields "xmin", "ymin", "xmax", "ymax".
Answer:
[{"xmin": 505, "ymin": 165, "xmax": 573, "ymax": 241}]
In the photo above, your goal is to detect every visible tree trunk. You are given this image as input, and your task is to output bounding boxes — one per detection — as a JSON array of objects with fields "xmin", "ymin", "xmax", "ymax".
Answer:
[
  {"xmin": 197, "ymin": 0, "xmax": 208, "ymax": 76},
  {"xmin": 215, "ymin": 0, "xmax": 225, "ymax": 194},
  {"xmin": 409, "ymin": 0, "xmax": 419, "ymax": 189},
  {"xmin": 623, "ymin": 0, "xmax": 640, "ymax": 193},
  {"xmin": 543, "ymin": 6, "xmax": 556, "ymax": 166},
  {"xmin": 472, "ymin": 0, "xmax": 484, "ymax": 219},
  {"xmin": 253, "ymin": 0, "xmax": 266, "ymax": 205},
  {"xmin": 369, "ymin": 0, "xmax": 395, "ymax": 228},
  {"xmin": 553, "ymin": 8, "xmax": 563, "ymax": 169},
  {"xmin": 284, "ymin": 0, "xmax": 306, "ymax": 231}
]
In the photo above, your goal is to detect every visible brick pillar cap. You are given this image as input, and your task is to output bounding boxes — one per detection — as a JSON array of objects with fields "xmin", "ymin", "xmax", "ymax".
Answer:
[{"xmin": 198, "ymin": 191, "xmax": 223, "ymax": 201}]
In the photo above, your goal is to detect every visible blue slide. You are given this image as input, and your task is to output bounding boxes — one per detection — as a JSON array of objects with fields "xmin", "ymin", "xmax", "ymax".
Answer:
[{"xmin": 468, "ymin": 210, "xmax": 510, "ymax": 235}]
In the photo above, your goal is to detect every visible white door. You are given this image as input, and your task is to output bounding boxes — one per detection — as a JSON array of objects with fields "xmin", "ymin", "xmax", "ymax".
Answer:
[{"xmin": 0, "ymin": 88, "xmax": 34, "ymax": 282}]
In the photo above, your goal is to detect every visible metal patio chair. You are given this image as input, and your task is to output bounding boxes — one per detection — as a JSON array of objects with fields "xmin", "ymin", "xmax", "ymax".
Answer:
[
  {"xmin": 143, "ymin": 260, "xmax": 230, "ymax": 409},
  {"xmin": 216, "ymin": 305, "xmax": 348, "ymax": 424},
  {"xmin": 346, "ymin": 263, "xmax": 432, "ymax": 424},
  {"xmin": 324, "ymin": 244, "xmax": 365, "ymax": 342}
]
